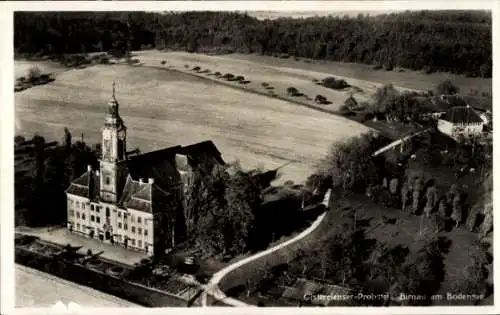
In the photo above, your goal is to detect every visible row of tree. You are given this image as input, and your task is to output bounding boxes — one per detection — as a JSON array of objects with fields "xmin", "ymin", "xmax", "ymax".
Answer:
[
  {"xmin": 14, "ymin": 11, "xmax": 491, "ymax": 77},
  {"xmin": 15, "ymin": 129, "xmax": 99, "ymax": 226}
]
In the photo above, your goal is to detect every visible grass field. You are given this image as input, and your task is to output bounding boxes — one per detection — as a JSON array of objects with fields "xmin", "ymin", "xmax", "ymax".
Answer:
[
  {"xmin": 16, "ymin": 264, "xmax": 139, "ymax": 307},
  {"xmin": 15, "ymin": 62, "xmax": 370, "ymax": 185},
  {"xmin": 135, "ymin": 50, "xmax": 412, "ymax": 112},
  {"xmin": 226, "ymin": 53, "xmax": 492, "ymax": 96}
]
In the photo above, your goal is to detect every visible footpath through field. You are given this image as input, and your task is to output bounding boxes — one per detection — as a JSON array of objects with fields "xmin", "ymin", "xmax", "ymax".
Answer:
[{"xmin": 201, "ymin": 194, "xmax": 330, "ymax": 307}]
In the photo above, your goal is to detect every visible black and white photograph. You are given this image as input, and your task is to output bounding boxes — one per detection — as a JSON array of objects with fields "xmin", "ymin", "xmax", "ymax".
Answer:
[{"xmin": 3, "ymin": 1, "xmax": 496, "ymax": 312}]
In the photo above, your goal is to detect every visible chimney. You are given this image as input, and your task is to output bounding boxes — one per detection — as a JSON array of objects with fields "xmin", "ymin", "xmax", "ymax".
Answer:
[
  {"xmin": 139, "ymin": 178, "xmax": 144, "ymax": 184},
  {"xmin": 87, "ymin": 165, "xmax": 92, "ymax": 172},
  {"xmin": 148, "ymin": 178, "xmax": 154, "ymax": 184}
]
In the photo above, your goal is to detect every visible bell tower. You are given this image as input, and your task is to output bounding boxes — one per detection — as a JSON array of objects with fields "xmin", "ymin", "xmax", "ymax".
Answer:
[{"xmin": 100, "ymin": 81, "xmax": 127, "ymax": 203}]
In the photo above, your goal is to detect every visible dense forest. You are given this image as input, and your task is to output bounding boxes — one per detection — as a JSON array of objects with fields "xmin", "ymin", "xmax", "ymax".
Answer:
[{"xmin": 14, "ymin": 10, "xmax": 491, "ymax": 77}]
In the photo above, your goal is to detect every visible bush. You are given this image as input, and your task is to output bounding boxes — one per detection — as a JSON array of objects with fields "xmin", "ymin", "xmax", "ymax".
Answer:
[
  {"xmin": 436, "ymin": 80, "xmax": 459, "ymax": 95},
  {"xmin": 286, "ymin": 87, "xmax": 298, "ymax": 96},
  {"xmin": 235, "ymin": 75, "xmax": 245, "ymax": 81},
  {"xmin": 192, "ymin": 66, "xmax": 201, "ymax": 71},
  {"xmin": 322, "ymin": 76, "xmax": 350, "ymax": 90},
  {"xmin": 184, "ymin": 64, "xmax": 189, "ymax": 69},
  {"xmin": 222, "ymin": 73, "xmax": 234, "ymax": 80},
  {"xmin": 161, "ymin": 60, "xmax": 166, "ymax": 65},
  {"xmin": 384, "ymin": 64, "xmax": 394, "ymax": 71},
  {"xmin": 373, "ymin": 65, "xmax": 383, "ymax": 70},
  {"xmin": 27, "ymin": 66, "xmax": 41, "ymax": 83},
  {"xmin": 261, "ymin": 82, "xmax": 269, "ymax": 87},
  {"xmin": 214, "ymin": 72, "xmax": 222, "ymax": 77}
]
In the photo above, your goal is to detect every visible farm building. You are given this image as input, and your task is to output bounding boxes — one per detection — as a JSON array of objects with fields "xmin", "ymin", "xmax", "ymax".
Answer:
[
  {"xmin": 437, "ymin": 105, "xmax": 484, "ymax": 140},
  {"xmin": 65, "ymin": 83, "xmax": 224, "ymax": 257}
]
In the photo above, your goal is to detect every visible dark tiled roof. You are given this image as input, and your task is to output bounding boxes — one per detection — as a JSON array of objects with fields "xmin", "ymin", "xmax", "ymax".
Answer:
[
  {"xmin": 133, "ymin": 185, "xmax": 151, "ymax": 201},
  {"xmin": 440, "ymin": 106, "xmax": 484, "ymax": 124},
  {"xmin": 66, "ymin": 170, "xmax": 100, "ymax": 201},
  {"xmin": 67, "ymin": 140, "xmax": 223, "ymax": 213},
  {"xmin": 180, "ymin": 140, "xmax": 225, "ymax": 166}
]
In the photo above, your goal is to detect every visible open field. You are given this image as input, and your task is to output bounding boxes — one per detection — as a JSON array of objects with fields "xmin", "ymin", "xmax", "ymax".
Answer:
[
  {"xmin": 15, "ymin": 62, "xmax": 370, "ymax": 185},
  {"xmin": 134, "ymin": 50, "xmax": 419, "ymax": 112},
  {"xmin": 16, "ymin": 264, "xmax": 139, "ymax": 307},
  {"xmin": 226, "ymin": 53, "xmax": 492, "ymax": 96}
]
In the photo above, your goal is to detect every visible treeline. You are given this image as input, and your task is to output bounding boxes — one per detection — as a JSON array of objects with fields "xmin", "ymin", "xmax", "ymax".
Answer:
[
  {"xmin": 15, "ymin": 130, "xmax": 99, "ymax": 226},
  {"xmin": 14, "ymin": 10, "xmax": 491, "ymax": 77}
]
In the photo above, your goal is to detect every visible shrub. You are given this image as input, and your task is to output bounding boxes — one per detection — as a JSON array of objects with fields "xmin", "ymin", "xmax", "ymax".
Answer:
[
  {"xmin": 27, "ymin": 66, "xmax": 41, "ymax": 83},
  {"xmin": 192, "ymin": 66, "xmax": 201, "ymax": 71},
  {"xmin": 286, "ymin": 87, "xmax": 298, "ymax": 96},
  {"xmin": 261, "ymin": 82, "xmax": 269, "ymax": 87},
  {"xmin": 322, "ymin": 76, "xmax": 350, "ymax": 90},
  {"xmin": 384, "ymin": 64, "xmax": 394, "ymax": 71},
  {"xmin": 315, "ymin": 94, "xmax": 327, "ymax": 104},
  {"xmin": 161, "ymin": 60, "xmax": 166, "ymax": 65},
  {"xmin": 214, "ymin": 72, "xmax": 222, "ymax": 77},
  {"xmin": 373, "ymin": 65, "xmax": 383, "ymax": 70},
  {"xmin": 235, "ymin": 75, "xmax": 245, "ymax": 81},
  {"xmin": 223, "ymin": 73, "xmax": 235, "ymax": 80},
  {"xmin": 184, "ymin": 64, "xmax": 189, "ymax": 69},
  {"xmin": 436, "ymin": 80, "xmax": 459, "ymax": 95}
]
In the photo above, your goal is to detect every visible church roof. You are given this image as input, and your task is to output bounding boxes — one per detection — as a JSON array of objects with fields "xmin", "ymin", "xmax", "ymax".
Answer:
[
  {"xmin": 67, "ymin": 140, "xmax": 224, "ymax": 213},
  {"xmin": 66, "ymin": 168, "xmax": 100, "ymax": 201}
]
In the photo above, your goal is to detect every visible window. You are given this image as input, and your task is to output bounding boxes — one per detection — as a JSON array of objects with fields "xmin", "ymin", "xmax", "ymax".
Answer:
[
  {"xmin": 76, "ymin": 201, "xmax": 80, "ymax": 208},
  {"xmin": 118, "ymin": 222, "xmax": 122, "ymax": 229},
  {"xmin": 124, "ymin": 223, "xmax": 128, "ymax": 230},
  {"xmin": 76, "ymin": 212, "xmax": 80, "ymax": 219},
  {"xmin": 82, "ymin": 203, "xmax": 85, "ymax": 210},
  {"xmin": 70, "ymin": 199, "xmax": 74, "ymax": 206},
  {"xmin": 131, "ymin": 239, "xmax": 136, "ymax": 246},
  {"xmin": 106, "ymin": 207, "xmax": 110, "ymax": 216},
  {"xmin": 91, "ymin": 215, "xmax": 95, "ymax": 222},
  {"xmin": 96, "ymin": 207, "xmax": 100, "ymax": 213},
  {"xmin": 96, "ymin": 217, "xmax": 100, "ymax": 223},
  {"xmin": 91, "ymin": 205, "xmax": 94, "ymax": 211},
  {"xmin": 77, "ymin": 223, "xmax": 80, "ymax": 230},
  {"xmin": 144, "ymin": 229, "xmax": 148, "ymax": 236},
  {"xmin": 118, "ymin": 212, "xmax": 121, "ymax": 218},
  {"xmin": 138, "ymin": 227, "xmax": 142, "ymax": 234},
  {"xmin": 137, "ymin": 217, "xmax": 142, "ymax": 224},
  {"xmin": 131, "ymin": 226, "xmax": 135, "ymax": 233},
  {"xmin": 138, "ymin": 240, "xmax": 142, "ymax": 248},
  {"xmin": 130, "ymin": 215, "xmax": 134, "ymax": 223},
  {"xmin": 82, "ymin": 214, "xmax": 86, "ymax": 220},
  {"xmin": 69, "ymin": 210, "xmax": 74, "ymax": 217},
  {"xmin": 106, "ymin": 177, "xmax": 110, "ymax": 185}
]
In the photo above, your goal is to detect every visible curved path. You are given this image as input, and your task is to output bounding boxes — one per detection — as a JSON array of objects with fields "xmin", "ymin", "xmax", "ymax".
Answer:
[
  {"xmin": 201, "ymin": 192, "xmax": 330, "ymax": 307},
  {"xmin": 372, "ymin": 127, "xmax": 431, "ymax": 157}
]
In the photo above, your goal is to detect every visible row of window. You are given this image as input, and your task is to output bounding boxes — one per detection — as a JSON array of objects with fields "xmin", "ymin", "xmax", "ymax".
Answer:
[
  {"xmin": 117, "ymin": 211, "xmax": 146, "ymax": 224},
  {"xmin": 116, "ymin": 222, "xmax": 148, "ymax": 236},
  {"xmin": 115, "ymin": 235, "xmax": 146, "ymax": 248}
]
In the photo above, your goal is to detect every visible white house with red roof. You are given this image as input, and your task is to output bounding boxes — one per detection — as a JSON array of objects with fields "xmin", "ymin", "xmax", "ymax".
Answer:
[{"xmin": 65, "ymin": 83, "xmax": 224, "ymax": 256}]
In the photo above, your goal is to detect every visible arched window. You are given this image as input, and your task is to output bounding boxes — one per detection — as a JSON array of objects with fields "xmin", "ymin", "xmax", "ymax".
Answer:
[{"xmin": 106, "ymin": 177, "xmax": 110, "ymax": 185}]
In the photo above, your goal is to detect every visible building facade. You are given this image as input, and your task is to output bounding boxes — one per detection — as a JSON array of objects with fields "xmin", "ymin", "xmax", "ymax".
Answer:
[
  {"xmin": 437, "ymin": 105, "xmax": 484, "ymax": 140},
  {"xmin": 66, "ymin": 84, "xmax": 224, "ymax": 256}
]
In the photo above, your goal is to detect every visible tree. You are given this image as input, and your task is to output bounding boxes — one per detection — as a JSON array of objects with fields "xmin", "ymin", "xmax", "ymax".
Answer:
[
  {"xmin": 436, "ymin": 79, "xmax": 459, "ymax": 95},
  {"xmin": 27, "ymin": 66, "xmax": 41, "ymax": 83},
  {"xmin": 401, "ymin": 180, "xmax": 410, "ymax": 212},
  {"xmin": 63, "ymin": 127, "xmax": 72, "ymax": 150},
  {"xmin": 438, "ymin": 199, "xmax": 448, "ymax": 217},
  {"xmin": 286, "ymin": 87, "xmax": 298, "ymax": 96},
  {"xmin": 344, "ymin": 95, "xmax": 358, "ymax": 111},
  {"xmin": 424, "ymin": 186, "xmax": 439, "ymax": 217},
  {"xmin": 451, "ymin": 194, "xmax": 462, "ymax": 228},
  {"xmin": 446, "ymin": 184, "xmax": 460, "ymax": 205},
  {"xmin": 411, "ymin": 178, "xmax": 423, "ymax": 214},
  {"xmin": 372, "ymin": 84, "xmax": 399, "ymax": 119}
]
